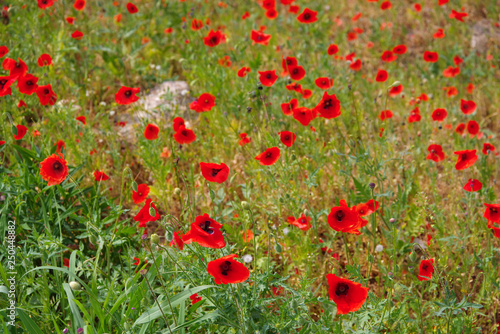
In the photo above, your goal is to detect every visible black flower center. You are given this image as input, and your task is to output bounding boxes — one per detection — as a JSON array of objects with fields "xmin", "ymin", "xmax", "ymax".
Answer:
[
  {"xmin": 211, "ymin": 168, "xmax": 222, "ymax": 177},
  {"xmin": 324, "ymin": 99, "xmax": 332, "ymax": 108},
  {"xmin": 335, "ymin": 283, "xmax": 349, "ymax": 296},
  {"xmin": 490, "ymin": 208, "xmax": 498, "ymax": 214},
  {"xmin": 304, "ymin": 13, "xmax": 311, "ymax": 20},
  {"xmin": 44, "ymin": 88, "xmax": 49, "ymax": 94},
  {"xmin": 0, "ymin": 79, "xmax": 7, "ymax": 88},
  {"xmin": 220, "ymin": 260, "xmax": 231, "ymax": 276},
  {"xmin": 53, "ymin": 161, "xmax": 62, "ymax": 170},
  {"xmin": 124, "ymin": 90, "xmax": 132, "ymax": 97},
  {"xmin": 200, "ymin": 220, "xmax": 214, "ymax": 234},
  {"xmin": 335, "ymin": 210, "xmax": 345, "ymax": 222}
]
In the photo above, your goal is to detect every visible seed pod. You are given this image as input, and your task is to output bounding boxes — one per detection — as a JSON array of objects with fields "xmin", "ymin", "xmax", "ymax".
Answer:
[{"xmin": 69, "ymin": 281, "xmax": 82, "ymax": 291}]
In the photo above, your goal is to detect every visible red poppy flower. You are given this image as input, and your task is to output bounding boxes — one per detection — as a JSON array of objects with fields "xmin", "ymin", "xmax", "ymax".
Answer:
[
  {"xmin": 381, "ymin": 51, "xmax": 397, "ymax": 62},
  {"xmin": 426, "ymin": 144, "xmax": 445, "ymax": 162},
  {"xmin": 463, "ymin": 179, "xmax": 482, "ymax": 192},
  {"xmin": 190, "ymin": 293, "xmax": 202, "ymax": 305},
  {"xmin": 174, "ymin": 125, "xmax": 196, "ymax": 145},
  {"xmin": 392, "ymin": 44, "xmax": 407, "ymax": 54},
  {"xmin": 313, "ymin": 92, "xmax": 341, "ymax": 119},
  {"xmin": 355, "ymin": 200, "xmax": 379, "ymax": 217},
  {"xmin": 132, "ymin": 184, "xmax": 150, "ymax": 204},
  {"xmin": 203, "ymin": 30, "xmax": 225, "ymax": 47},
  {"xmin": 258, "ymin": 70, "xmax": 278, "ymax": 87},
  {"xmin": 200, "ymin": 162, "xmax": 229, "ymax": 183},
  {"xmin": 438, "ymin": 0, "xmax": 448, "ymax": 5},
  {"xmin": 327, "ymin": 200, "xmax": 363, "ymax": 234},
  {"xmin": 454, "ymin": 150, "xmax": 478, "ymax": 170},
  {"xmin": 189, "ymin": 93, "xmax": 215, "ymax": 112},
  {"xmin": 455, "ymin": 123, "xmax": 466, "ymax": 135},
  {"xmin": 260, "ymin": 0, "xmax": 275, "ymax": 10},
  {"xmin": 37, "ymin": 54, "xmax": 52, "ymax": 67},
  {"xmin": 66, "ymin": 17, "xmax": 75, "ymax": 24},
  {"xmin": 302, "ymin": 89, "xmax": 312, "ymax": 99},
  {"xmin": 73, "ymin": 0, "xmax": 85, "ymax": 11},
  {"xmin": 191, "ymin": 19, "xmax": 203, "ymax": 31},
  {"xmin": 126, "ymin": 2, "xmax": 138, "ymax": 14},
  {"xmin": 466, "ymin": 120, "xmax": 479, "ymax": 136},
  {"xmin": 408, "ymin": 107, "xmax": 421, "ymax": 123},
  {"xmin": 0, "ymin": 46, "xmax": 8, "ymax": 58},
  {"xmin": 173, "ymin": 117, "xmax": 185, "ymax": 132},
  {"xmin": 288, "ymin": 65, "xmax": 306, "ymax": 81},
  {"xmin": 115, "ymin": 86, "xmax": 140, "ymax": 105},
  {"xmin": 279, "ymin": 131, "xmax": 296, "ymax": 147},
  {"xmin": 17, "ymin": 74, "xmax": 38, "ymax": 95},
  {"xmin": 418, "ymin": 258, "xmax": 435, "ymax": 281},
  {"xmin": 289, "ymin": 5, "xmax": 299, "ymax": 14},
  {"xmin": 207, "ymin": 254, "xmax": 250, "ymax": 285},
  {"xmin": 38, "ymin": 0, "xmax": 54, "ymax": 9},
  {"xmin": 484, "ymin": 204, "xmax": 500, "ymax": 223},
  {"xmin": 297, "ymin": 8, "xmax": 317, "ymax": 24},
  {"xmin": 3, "ymin": 58, "xmax": 28, "ymax": 79},
  {"xmin": 375, "ymin": 69, "xmax": 388, "ymax": 82},
  {"xmin": 40, "ymin": 153, "xmax": 69, "ymax": 186},
  {"xmin": 250, "ymin": 29, "xmax": 271, "ymax": 45},
  {"xmin": 35, "ymin": 84, "xmax": 57, "ymax": 106},
  {"xmin": 0, "ymin": 76, "xmax": 15, "ymax": 97},
  {"xmin": 380, "ymin": 1, "xmax": 392, "ymax": 10},
  {"xmin": 242, "ymin": 11, "xmax": 250, "ymax": 19},
  {"xmin": 144, "ymin": 123, "xmax": 159, "ymax": 140},
  {"xmin": 94, "ymin": 170, "xmax": 109, "ymax": 181},
  {"xmin": 431, "ymin": 108, "xmax": 447, "ymax": 122},
  {"xmin": 265, "ymin": 9, "xmax": 278, "ymax": 19},
  {"xmin": 286, "ymin": 82, "xmax": 302, "ymax": 93},
  {"xmin": 170, "ymin": 231, "xmax": 184, "ymax": 250},
  {"xmin": 237, "ymin": 67, "xmax": 251, "ymax": 77},
  {"xmin": 423, "ymin": 51, "xmax": 439, "ymax": 63},
  {"xmin": 134, "ymin": 198, "xmax": 160, "ymax": 227},
  {"xmin": 445, "ymin": 86, "xmax": 458, "ymax": 97},
  {"xmin": 281, "ymin": 98, "xmax": 298, "ymax": 116},
  {"xmin": 18, "ymin": 100, "xmax": 27, "ymax": 108},
  {"xmin": 239, "ymin": 133, "xmax": 252, "ymax": 146},
  {"xmin": 379, "ymin": 110, "xmax": 393, "ymax": 121},
  {"xmin": 349, "ymin": 59, "xmax": 362, "ymax": 71},
  {"xmin": 281, "ymin": 56, "xmax": 298, "ymax": 72},
  {"xmin": 55, "ymin": 140, "xmax": 65, "ymax": 153},
  {"xmin": 460, "ymin": 99, "xmax": 476, "ymax": 115},
  {"xmin": 466, "ymin": 83, "xmax": 474, "ymax": 94},
  {"xmin": 482, "ymin": 143, "xmax": 495, "ymax": 155},
  {"xmin": 255, "ymin": 147, "xmax": 280, "ymax": 166},
  {"xmin": 327, "ymin": 44, "xmax": 339, "ymax": 55},
  {"xmin": 389, "ymin": 84, "xmax": 403, "ymax": 97},
  {"xmin": 71, "ymin": 30, "xmax": 84, "ymax": 40},
  {"xmin": 13, "ymin": 125, "xmax": 28, "ymax": 140},
  {"xmin": 327, "ymin": 274, "xmax": 368, "ymax": 315},
  {"xmin": 293, "ymin": 107, "xmax": 315, "ymax": 126},
  {"xmin": 183, "ymin": 213, "xmax": 225, "ymax": 249},
  {"xmin": 314, "ymin": 77, "xmax": 333, "ymax": 89},
  {"xmin": 433, "ymin": 28, "xmax": 445, "ymax": 39},
  {"xmin": 289, "ymin": 214, "xmax": 311, "ymax": 231},
  {"xmin": 443, "ymin": 66, "xmax": 460, "ymax": 78},
  {"xmin": 75, "ymin": 116, "xmax": 86, "ymax": 125},
  {"xmin": 449, "ymin": 9, "xmax": 467, "ymax": 22}
]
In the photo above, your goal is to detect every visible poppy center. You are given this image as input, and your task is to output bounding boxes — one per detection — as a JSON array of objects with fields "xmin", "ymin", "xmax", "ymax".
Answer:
[
  {"xmin": 200, "ymin": 220, "xmax": 214, "ymax": 234},
  {"xmin": 211, "ymin": 168, "xmax": 222, "ymax": 177},
  {"xmin": 211, "ymin": 36, "xmax": 218, "ymax": 44},
  {"xmin": 490, "ymin": 208, "xmax": 498, "ymax": 214},
  {"xmin": 266, "ymin": 74, "xmax": 272, "ymax": 79},
  {"xmin": 323, "ymin": 99, "xmax": 332, "ymax": 109},
  {"xmin": 53, "ymin": 161, "xmax": 62, "ymax": 170},
  {"xmin": 27, "ymin": 80, "xmax": 34, "ymax": 86},
  {"xmin": 220, "ymin": 260, "xmax": 232, "ymax": 276},
  {"xmin": 335, "ymin": 210, "xmax": 345, "ymax": 222},
  {"xmin": 335, "ymin": 283, "xmax": 349, "ymax": 296},
  {"xmin": 304, "ymin": 13, "xmax": 311, "ymax": 20},
  {"xmin": 0, "ymin": 79, "xmax": 7, "ymax": 87},
  {"xmin": 124, "ymin": 90, "xmax": 132, "ymax": 97},
  {"xmin": 44, "ymin": 88, "xmax": 49, "ymax": 94}
]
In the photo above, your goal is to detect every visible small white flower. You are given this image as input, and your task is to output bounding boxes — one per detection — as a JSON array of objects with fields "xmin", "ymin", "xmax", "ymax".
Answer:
[
  {"xmin": 109, "ymin": 110, "xmax": 115, "ymax": 116},
  {"xmin": 283, "ymin": 227, "xmax": 289, "ymax": 236},
  {"xmin": 150, "ymin": 64, "xmax": 155, "ymax": 69},
  {"xmin": 100, "ymin": 101, "xmax": 106, "ymax": 106},
  {"xmin": 181, "ymin": 89, "xmax": 189, "ymax": 96},
  {"xmin": 156, "ymin": 65, "xmax": 161, "ymax": 71},
  {"xmin": 375, "ymin": 244, "xmax": 384, "ymax": 252},
  {"xmin": 242, "ymin": 254, "xmax": 253, "ymax": 263}
]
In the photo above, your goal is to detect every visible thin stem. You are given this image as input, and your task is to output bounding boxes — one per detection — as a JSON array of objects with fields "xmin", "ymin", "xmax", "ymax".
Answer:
[{"xmin": 143, "ymin": 273, "xmax": 174, "ymax": 334}]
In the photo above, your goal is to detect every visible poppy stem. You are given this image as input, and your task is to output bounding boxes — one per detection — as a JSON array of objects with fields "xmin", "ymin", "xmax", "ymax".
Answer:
[
  {"xmin": 343, "ymin": 233, "xmax": 350, "ymax": 265},
  {"xmin": 143, "ymin": 272, "xmax": 174, "ymax": 334}
]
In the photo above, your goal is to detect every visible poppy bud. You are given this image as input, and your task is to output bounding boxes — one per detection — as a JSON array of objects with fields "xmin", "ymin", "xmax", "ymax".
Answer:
[
  {"xmin": 409, "ymin": 251, "xmax": 417, "ymax": 262},
  {"xmin": 369, "ymin": 183, "xmax": 375, "ymax": 189},
  {"xmin": 89, "ymin": 235, "xmax": 97, "ymax": 245},
  {"xmin": 241, "ymin": 201, "xmax": 250, "ymax": 210},
  {"xmin": 389, "ymin": 218, "xmax": 395, "ymax": 224},
  {"xmin": 291, "ymin": 154, "xmax": 296, "ymax": 160},
  {"xmin": 275, "ymin": 242, "xmax": 282, "ymax": 253},
  {"xmin": 11, "ymin": 124, "xmax": 18, "ymax": 136},
  {"xmin": 132, "ymin": 181, "xmax": 138, "ymax": 192},
  {"xmin": 303, "ymin": 209, "xmax": 309, "ymax": 216},
  {"xmin": 389, "ymin": 81, "xmax": 401, "ymax": 89},
  {"xmin": 149, "ymin": 205, "xmax": 156, "ymax": 217},
  {"xmin": 174, "ymin": 187, "xmax": 181, "ymax": 195},
  {"xmin": 69, "ymin": 281, "xmax": 82, "ymax": 291},
  {"xmin": 166, "ymin": 230, "xmax": 173, "ymax": 241},
  {"xmin": 151, "ymin": 233, "xmax": 160, "ymax": 244}
]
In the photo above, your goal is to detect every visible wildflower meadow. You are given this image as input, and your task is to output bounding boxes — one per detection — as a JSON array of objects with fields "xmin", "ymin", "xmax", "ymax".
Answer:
[{"xmin": 1, "ymin": 0, "xmax": 500, "ymax": 333}]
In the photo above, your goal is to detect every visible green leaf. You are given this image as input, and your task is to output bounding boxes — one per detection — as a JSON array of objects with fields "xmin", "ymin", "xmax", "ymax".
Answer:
[
  {"xmin": 18, "ymin": 308, "xmax": 44, "ymax": 334},
  {"xmin": 63, "ymin": 283, "xmax": 85, "ymax": 329},
  {"xmin": 133, "ymin": 285, "xmax": 218, "ymax": 326}
]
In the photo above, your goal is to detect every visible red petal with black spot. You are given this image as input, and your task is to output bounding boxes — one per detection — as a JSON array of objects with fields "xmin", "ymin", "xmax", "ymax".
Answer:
[
  {"xmin": 144, "ymin": 123, "xmax": 159, "ymax": 140},
  {"xmin": 463, "ymin": 179, "xmax": 482, "ymax": 192},
  {"xmin": 327, "ymin": 274, "xmax": 368, "ymax": 314},
  {"xmin": 484, "ymin": 204, "xmax": 500, "ymax": 223},
  {"xmin": 134, "ymin": 198, "xmax": 161, "ymax": 227},
  {"xmin": 278, "ymin": 131, "xmax": 296, "ymax": 147},
  {"xmin": 40, "ymin": 154, "xmax": 69, "ymax": 186},
  {"xmin": 258, "ymin": 70, "xmax": 278, "ymax": 87},
  {"xmin": 200, "ymin": 162, "xmax": 230, "ymax": 183},
  {"xmin": 132, "ymin": 184, "xmax": 150, "ymax": 204},
  {"xmin": 418, "ymin": 258, "xmax": 435, "ymax": 281},
  {"xmin": 183, "ymin": 213, "xmax": 225, "ymax": 249},
  {"xmin": 174, "ymin": 125, "xmax": 196, "ymax": 144},
  {"xmin": 255, "ymin": 147, "xmax": 280, "ymax": 166},
  {"xmin": 207, "ymin": 254, "xmax": 249, "ymax": 284},
  {"xmin": 115, "ymin": 86, "xmax": 140, "ymax": 105},
  {"xmin": 18, "ymin": 74, "xmax": 39, "ymax": 95},
  {"xmin": 327, "ymin": 200, "xmax": 362, "ymax": 234},
  {"xmin": 313, "ymin": 91, "xmax": 341, "ymax": 119},
  {"xmin": 454, "ymin": 150, "xmax": 477, "ymax": 170}
]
